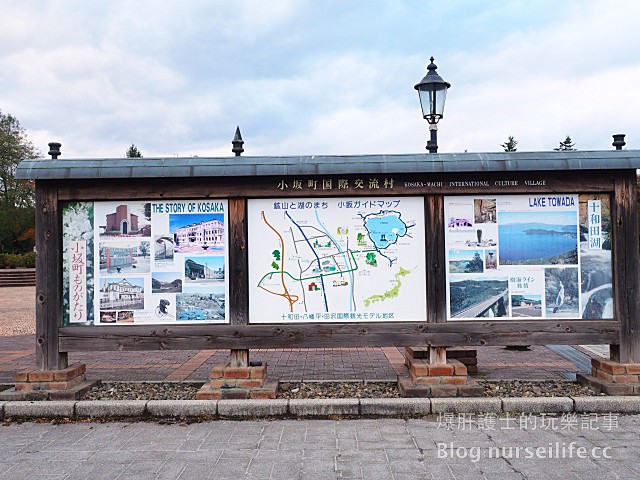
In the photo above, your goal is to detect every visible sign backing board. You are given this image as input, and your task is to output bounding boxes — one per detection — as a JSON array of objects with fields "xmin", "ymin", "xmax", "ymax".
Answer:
[
  {"xmin": 444, "ymin": 194, "xmax": 613, "ymax": 320},
  {"xmin": 62, "ymin": 200, "xmax": 229, "ymax": 325}
]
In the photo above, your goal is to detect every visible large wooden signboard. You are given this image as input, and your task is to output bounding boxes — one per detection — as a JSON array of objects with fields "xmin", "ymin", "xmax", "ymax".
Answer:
[{"xmin": 17, "ymin": 151, "xmax": 640, "ymax": 367}]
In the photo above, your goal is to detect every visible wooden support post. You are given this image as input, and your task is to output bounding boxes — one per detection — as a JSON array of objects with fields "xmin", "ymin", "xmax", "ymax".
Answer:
[
  {"xmin": 230, "ymin": 349, "xmax": 249, "ymax": 367},
  {"xmin": 404, "ymin": 196, "xmax": 445, "ymax": 369},
  {"xmin": 35, "ymin": 181, "xmax": 67, "ymax": 371},
  {"xmin": 429, "ymin": 347, "xmax": 447, "ymax": 365},
  {"xmin": 426, "ymin": 195, "xmax": 446, "ymax": 324},
  {"xmin": 228, "ymin": 197, "xmax": 249, "ymax": 369},
  {"xmin": 609, "ymin": 344, "xmax": 620, "ymax": 362},
  {"xmin": 613, "ymin": 173, "xmax": 640, "ymax": 363}
]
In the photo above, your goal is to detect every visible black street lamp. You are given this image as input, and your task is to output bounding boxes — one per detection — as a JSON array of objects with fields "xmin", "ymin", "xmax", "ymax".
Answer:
[{"xmin": 414, "ymin": 57, "xmax": 451, "ymax": 153}]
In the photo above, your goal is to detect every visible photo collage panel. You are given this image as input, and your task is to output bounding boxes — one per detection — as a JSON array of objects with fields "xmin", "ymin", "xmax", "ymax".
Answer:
[
  {"xmin": 445, "ymin": 194, "xmax": 612, "ymax": 321},
  {"xmin": 62, "ymin": 200, "xmax": 229, "ymax": 325}
]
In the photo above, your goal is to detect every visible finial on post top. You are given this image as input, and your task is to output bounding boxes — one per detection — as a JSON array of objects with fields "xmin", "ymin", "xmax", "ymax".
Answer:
[
  {"xmin": 612, "ymin": 134, "xmax": 626, "ymax": 150},
  {"xmin": 232, "ymin": 126, "xmax": 244, "ymax": 156},
  {"xmin": 48, "ymin": 142, "xmax": 61, "ymax": 159}
]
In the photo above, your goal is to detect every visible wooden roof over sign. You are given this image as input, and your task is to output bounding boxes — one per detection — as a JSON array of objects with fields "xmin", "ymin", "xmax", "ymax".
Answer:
[{"xmin": 16, "ymin": 150, "xmax": 640, "ymax": 180}]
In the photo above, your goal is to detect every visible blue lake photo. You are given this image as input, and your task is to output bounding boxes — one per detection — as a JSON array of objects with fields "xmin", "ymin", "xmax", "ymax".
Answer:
[{"xmin": 498, "ymin": 211, "xmax": 578, "ymax": 265}]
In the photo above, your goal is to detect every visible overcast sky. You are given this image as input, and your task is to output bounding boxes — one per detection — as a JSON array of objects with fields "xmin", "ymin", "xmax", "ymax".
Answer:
[{"xmin": 1, "ymin": 0, "xmax": 639, "ymax": 158}]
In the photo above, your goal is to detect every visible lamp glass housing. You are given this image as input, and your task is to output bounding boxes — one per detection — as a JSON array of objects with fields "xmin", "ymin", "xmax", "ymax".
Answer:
[{"xmin": 417, "ymin": 85, "xmax": 448, "ymax": 124}]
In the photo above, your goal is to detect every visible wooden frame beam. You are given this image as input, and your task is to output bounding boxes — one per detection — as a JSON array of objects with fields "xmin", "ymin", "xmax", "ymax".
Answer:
[{"xmin": 59, "ymin": 320, "xmax": 618, "ymax": 351}]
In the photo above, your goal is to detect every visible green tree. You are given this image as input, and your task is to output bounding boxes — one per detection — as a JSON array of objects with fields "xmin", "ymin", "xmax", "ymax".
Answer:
[
  {"xmin": 465, "ymin": 252, "xmax": 484, "ymax": 273},
  {"xmin": 138, "ymin": 241, "xmax": 150, "ymax": 257},
  {"xmin": 126, "ymin": 144, "xmax": 143, "ymax": 158},
  {"xmin": 0, "ymin": 110, "xmax": 38, "ymax": 208},
  {"xmin": 554, "ymin": 136, "xmax": 576, "ymax": 151},
  {"xmin": 0, "ymin": 110, "xmax": 39, "ymax": 253},
  {"xmin": 501, "ymin": 136, "xmax": 518, "ymax": 152}
]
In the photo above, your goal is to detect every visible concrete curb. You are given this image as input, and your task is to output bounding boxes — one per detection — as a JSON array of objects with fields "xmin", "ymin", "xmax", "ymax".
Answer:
[
  {"xmin": 502, "ymin": 397, "xmax": 574, "ymax": 413},
  {"xmin": 1, "ymin": 396, "xmax": 640, "ymax": 420},
  {"xmin": 431, "ymin": 398, "xmax": 502, "ymax": 414},
  {"xmin": 289, "ymin": 398, "xmax": 359, "ymax": 417},
  {"xmin": 360, "ymin": 398, "xmax": 431, "ymax": 416},
  {"xmin": 76, "ymin": 400, "xmax": 147, "ymax": 418},
  {"xmin": 218, "ymin": 399, "xmax": 288, "ymax": 418},
  {"xmin": 147, "ymin": 400, "xmax": 217, "ymax": 417},
  {"xmin": 4, "ymin": 400, "xmax": 74, "ymax": 418},
  {"xmin": 573, "ymin": 396, "xmax": 640, "ymax": 413}
]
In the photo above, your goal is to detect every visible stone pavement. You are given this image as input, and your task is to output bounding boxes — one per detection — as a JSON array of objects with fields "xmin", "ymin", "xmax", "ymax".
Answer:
[
  {"xmin": 0, "ymin": 334, "xmax": 586, "ymax": 384},
  {"xmin": 1, "ymin": 416, "xmax": 639, "ymax": 479},
  {"xmin": 0, "ymin": 286, "xmax": 590, "ymax": 384}
]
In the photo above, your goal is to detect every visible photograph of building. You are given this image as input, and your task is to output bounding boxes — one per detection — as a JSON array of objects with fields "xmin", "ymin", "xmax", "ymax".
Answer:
[
  {"xmin": 99, "ymin": 203, "xmax": 151, "ymax": 237},
  {"xmin": 171, "ymin": 214, "xmax": 225, "ymax": 253},
  {"xmin": 99, "ymin": 277, "xmax": 145, "ymax": 310},
  {"xmin": 100, "ymin": 241, "xmax": 150, "ymax": 273},
  {"xmin": 184, "ymin": 257, "xmax": 225, "ymax": 284},
  {"xmin": 155, "ymin": 236, "xmax": 174, "ymax": 261},
  {"xmin": 177, "ymin": 287, "xmax": 225, "ymax": 321}
]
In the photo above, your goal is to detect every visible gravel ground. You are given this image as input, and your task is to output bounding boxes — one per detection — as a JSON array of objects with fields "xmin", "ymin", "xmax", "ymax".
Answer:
[
  {"xmin": 480, "ymin": 379, "xmax": 599, "ymax": 397},
  {"xmin": 79, "ymin": 379, "xmax": 600, "ymax": 401},
  {"xmin": 81, "ymin": 382, "xmax": 202, "ymax": 401},
  {"xmin": 0, "ymin": 287, "xmax": 35, "ymax": 336}
]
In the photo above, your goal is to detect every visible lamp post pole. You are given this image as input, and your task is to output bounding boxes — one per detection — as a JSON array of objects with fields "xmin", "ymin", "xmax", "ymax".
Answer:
[
  {"xmin": 414, "ymin": 57, "xmax": 451, "ymax": 153},
  {"xmin": 428, "ymin": 124, "xmax": 438, "ymax": 154}
]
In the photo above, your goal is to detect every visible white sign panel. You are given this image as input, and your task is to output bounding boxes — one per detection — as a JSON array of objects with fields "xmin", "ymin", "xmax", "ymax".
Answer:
[
  {"xmin": 248, "ymin": 197, "xmax": 426, "ymax": 323},
  {"xmin": 444, "ymin": 194, "xmax": 613, "ymax": 321},
  {"xmin": 63, "ymin": 200, "xmax": 229, "ymax": 325}
]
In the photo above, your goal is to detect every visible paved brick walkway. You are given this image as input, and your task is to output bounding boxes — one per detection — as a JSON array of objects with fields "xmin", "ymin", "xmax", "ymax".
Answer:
[
  {"xmin": 0, "ymin": 287, "xmax": 590, "ymax": 384},
  {"xmin": 0, "ymin": 334, "xmax": 586, "ymax": 384},
  {"xmin": 2, "ymin": 417, "xmax": 639, "ymax": 479}
]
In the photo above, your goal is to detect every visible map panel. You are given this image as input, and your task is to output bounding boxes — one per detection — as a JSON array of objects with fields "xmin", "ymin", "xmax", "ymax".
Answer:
[{"xmin": 248, "ymin": 197, "xmax": 426, "ymax": 323}]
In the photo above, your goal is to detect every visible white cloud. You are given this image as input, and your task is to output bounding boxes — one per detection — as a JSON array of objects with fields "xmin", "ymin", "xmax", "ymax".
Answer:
[
  {"xmin": 2, "ymin": 0, "xmax": 640, "ymax": 159},
  {"xmin": 442, "ymin": 0, "xmax": 640, "ymax": 151}
]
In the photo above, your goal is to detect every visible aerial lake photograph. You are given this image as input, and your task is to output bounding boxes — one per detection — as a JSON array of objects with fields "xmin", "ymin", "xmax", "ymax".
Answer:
[
  {"xmin": 448, "ymin": 249, "xmax": 484, "ymax": 273},
  {"xmin": 498, "ymin": 211, "xmax": 578, "ymax": 265}
]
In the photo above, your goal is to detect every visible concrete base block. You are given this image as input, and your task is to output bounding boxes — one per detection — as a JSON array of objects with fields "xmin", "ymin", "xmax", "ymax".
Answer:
[
  {"xmin": 76, "ymin": 400, "xmax": 147, "ymax": 418},
  {"xmin": 4, "ymin": 400, "xmax": 75, "ymax": 418},
  {"xmin": 577, "ymin": 373, "xmax": 640, "ymax": 396},
  {"xmin": 573, "ymin": 396, "xmax": 640, "ymax": 413},
  {"xmin": 147, "ymin": 400, "xmax": 217, "ymax": 417},
  {"xmin": 431, "ymin": 397, "xmax": 502, "ymax": 414},
  {"xmin": 218, "ymin": 399, "xmax": 288, "ymax": 418},
  {"xmin": 0, "ymin": 388, "xmax": 48, "ymax": 401},
  {"xmin": 289, "ymin": 398, "xmax": 359, "ymax": 417},
  {"xmin": 502, "ymin": 397, "xmax": 574, "ymax": 413},
  {"xmin": 360, "ymin": 398, "xmax": 431, "ymax": 416},
  {"xmin": 0, "ymin": 381, "xmax": 98, "ymax": 401},
  {"xmin": 398, "ymin": 376, "xmax": 484, "ymax": 398}
]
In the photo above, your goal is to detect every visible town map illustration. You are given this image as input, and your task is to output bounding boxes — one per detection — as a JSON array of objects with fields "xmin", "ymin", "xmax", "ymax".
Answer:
[{"xmin": 248, "ymin": 197, "xmax": 426, "ymax": 323}]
